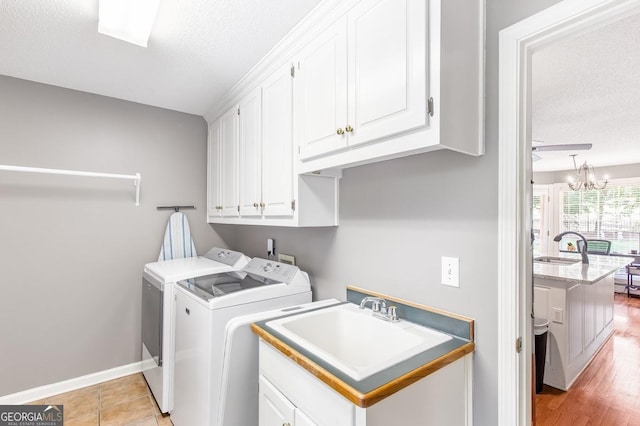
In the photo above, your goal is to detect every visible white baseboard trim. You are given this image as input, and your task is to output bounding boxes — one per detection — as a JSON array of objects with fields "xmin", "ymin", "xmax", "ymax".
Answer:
[{"xmin": 0, "ymin": 361, "xmax": 143, "ymax": 405}]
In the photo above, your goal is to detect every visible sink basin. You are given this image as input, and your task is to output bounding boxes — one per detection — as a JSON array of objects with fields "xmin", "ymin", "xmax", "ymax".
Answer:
[
  {"xmin": 266, "ymin": 303, "xmax": 452, "ymax": 380},
  {"xmin": 534, "ymin": 256, "xmax": 581, "ymax": 265}
]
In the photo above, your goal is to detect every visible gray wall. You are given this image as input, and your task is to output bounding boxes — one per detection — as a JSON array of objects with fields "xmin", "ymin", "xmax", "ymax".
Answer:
[
  {"xmin": 0, "ymin": 76, "xmax": 233, "ymax": 396},
  {"xmin": 228, "ymin": 1, "xmax": 564, "ymax": 424}
]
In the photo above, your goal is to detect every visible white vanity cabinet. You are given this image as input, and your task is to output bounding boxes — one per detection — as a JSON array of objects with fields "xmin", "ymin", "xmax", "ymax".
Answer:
[
  {"xmin": 259, "ymin": 376, "xmax": 318, "ymax": 426},
  {"xmin": 296, "ymin": 0, "xmax": 429, "ymax": 162},
  {"xmin": 258, "ymin": 340, "xmax": 472, "ymax": 426}
]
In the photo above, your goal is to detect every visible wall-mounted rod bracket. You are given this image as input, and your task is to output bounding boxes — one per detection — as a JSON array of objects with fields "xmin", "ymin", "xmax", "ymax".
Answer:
[{"xmin": 156, "ymin": 205, "xmax": 196, "ymax": 212}]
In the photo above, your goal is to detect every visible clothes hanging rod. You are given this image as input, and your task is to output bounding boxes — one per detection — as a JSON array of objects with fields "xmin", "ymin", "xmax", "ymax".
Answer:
[
  {"xmin": 157, "ymin": 205, "xmax": 196, "ymax": 212},
  {"xmin": 0, "ymin": 164, "xmax": 141, "ymax": 206}
]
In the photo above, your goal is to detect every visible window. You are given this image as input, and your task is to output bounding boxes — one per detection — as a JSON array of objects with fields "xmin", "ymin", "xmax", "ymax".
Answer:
[
  {"xmin": 559, "ymin": 182, "xmax": 640, "ymax": 254},
  {"xmin": 532, "ymin": 187, "xmax": 551, "ymax": 256}
]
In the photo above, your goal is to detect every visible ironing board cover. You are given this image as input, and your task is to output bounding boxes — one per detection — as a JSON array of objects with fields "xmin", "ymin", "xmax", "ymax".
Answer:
[{"xmin": 158, "ymin": 212, "xmax": 197, "ymax": 261}]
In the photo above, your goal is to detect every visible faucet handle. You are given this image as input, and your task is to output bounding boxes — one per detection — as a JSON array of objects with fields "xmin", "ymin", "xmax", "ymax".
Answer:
[{"xmin": 388, "ymin": 306, "xmax": 399, "ymax": 322}]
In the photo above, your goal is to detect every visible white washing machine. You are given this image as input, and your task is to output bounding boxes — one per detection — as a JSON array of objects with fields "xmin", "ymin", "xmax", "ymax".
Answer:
[
  {"xmin": 171, "ymin": 258, "xmax": 312, "ymax": 426},
  {"xmin": 141, "ymin": 247, "xmax": 250, "ymax": 413}
]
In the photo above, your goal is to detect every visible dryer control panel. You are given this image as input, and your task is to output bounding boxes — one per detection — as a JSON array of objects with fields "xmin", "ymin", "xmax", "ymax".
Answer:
[
  {"xmin": 204, "ymin": 247, "xmax": 246, "ymax": 267},
  {"xmin": 243, "ymin": 258, "xmax": 299, "ymax": 284}
]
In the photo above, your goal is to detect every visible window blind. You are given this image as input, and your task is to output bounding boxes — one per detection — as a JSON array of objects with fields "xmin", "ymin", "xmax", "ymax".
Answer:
[{"xmin": 559, "ymin": 183, "xmax": 640, "ymax": 253}]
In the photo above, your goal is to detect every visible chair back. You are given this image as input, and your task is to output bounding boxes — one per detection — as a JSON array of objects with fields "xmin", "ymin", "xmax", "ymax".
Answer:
[{"xmin": 576, "ymin": 239, "xmax": 611, "ymax": 255}]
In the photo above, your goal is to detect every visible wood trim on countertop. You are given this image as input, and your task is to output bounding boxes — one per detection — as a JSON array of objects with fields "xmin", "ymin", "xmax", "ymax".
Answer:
[{"xmin": 251, "ymin": 322, "xmax": 475, "ymax": 408}]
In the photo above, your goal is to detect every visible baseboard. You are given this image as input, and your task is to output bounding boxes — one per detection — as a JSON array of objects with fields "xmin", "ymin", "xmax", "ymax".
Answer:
[{"xmin": 0, "ymin": 361, "xmax": 143, "ymax": 405}]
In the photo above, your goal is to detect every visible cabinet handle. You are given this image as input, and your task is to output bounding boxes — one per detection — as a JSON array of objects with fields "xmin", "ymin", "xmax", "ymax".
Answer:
[
  {"xmin": 253, "ymin": 203, "xmax": 259, "ymax": 208},
  {"xmin": 336, "ymin": 128, "xmax": 345, "ymax": 135},
  {"xmin": 345, "ymin": 125, "xmax": 353, "ymax": 133}
]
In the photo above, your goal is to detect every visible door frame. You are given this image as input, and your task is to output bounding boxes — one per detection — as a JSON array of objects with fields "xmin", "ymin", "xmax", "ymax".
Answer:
[{"xmin": 497, "ymin": 0, "xmax": 640, "ymax": 424}]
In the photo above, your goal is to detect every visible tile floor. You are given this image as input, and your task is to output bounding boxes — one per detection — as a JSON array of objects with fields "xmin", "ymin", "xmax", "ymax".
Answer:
[{"xmin": 26, "ymin": 373, "xmax": 172, "ymax": 426}]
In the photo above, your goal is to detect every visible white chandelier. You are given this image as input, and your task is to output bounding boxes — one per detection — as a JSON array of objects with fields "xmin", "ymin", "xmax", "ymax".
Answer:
[{"xmin": 567, "ymin": 154, "xmax": 608, "ymax": 191}]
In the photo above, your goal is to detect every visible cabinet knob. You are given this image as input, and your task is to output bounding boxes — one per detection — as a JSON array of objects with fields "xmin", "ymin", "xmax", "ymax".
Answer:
[
  {"xmin": 260, "ymin": 202, "xmax": 266, "ymax": 208},
  {"xmin": 345, "ymin": 125, "xmax": 354, "ymax": 133},
  {"xmin": 336, "ymin": 128, "xmax": 345, "ymax": 135},
  {"xmin": 253, "ymin": 203, "xmax": 259, "ymax": 208}
]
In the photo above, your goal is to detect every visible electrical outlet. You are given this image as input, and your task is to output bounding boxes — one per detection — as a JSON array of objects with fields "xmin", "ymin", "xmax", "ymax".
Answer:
[
  {"xmin": 277, "ymin": 253, "xmax": 296, "ymax": 265},
  {"xmin": 441, "ymin": 257, "xmax": 459, "ymax": 287}
]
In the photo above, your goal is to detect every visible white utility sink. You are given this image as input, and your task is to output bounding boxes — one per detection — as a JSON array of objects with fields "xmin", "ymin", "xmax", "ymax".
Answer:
[{"xmin": 266, "ymin": 303, "xmax": 452, "ymax": 380}]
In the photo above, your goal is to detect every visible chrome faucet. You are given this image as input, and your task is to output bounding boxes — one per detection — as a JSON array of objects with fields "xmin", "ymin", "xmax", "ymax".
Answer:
[
  {"xmin": 359, "ymin": 297, "xmax": 399, "ymax": 322},
  {"xmin": 553, "ymin": 231, "xmax": 589, "ymax": 264},
  {"xmin": 359, "ymin": 296, "xmax": 387, "ymax": 311}
]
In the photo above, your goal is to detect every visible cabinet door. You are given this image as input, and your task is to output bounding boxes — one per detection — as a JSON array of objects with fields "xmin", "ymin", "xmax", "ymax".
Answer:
[
  {"xmin": 584, "ymin": 283, "xmax": 596, "ymax": 347},
  {"xmin": 207, "ymin": 120, "xmax": 221, "ymax": 218},
  {"xmin": 295, "ymin": 409, "xmax": 318, "ymax": 426},
  {"xmin": 568, "ymin": 284, "xmax": 584, "ymax": 362},
  {"xmin": 347, "ymin": 0, "xmax": 427, "ymax": 146},
  {"xmin": 259, "ymin": 375, "xmax": 295, "ymax": 426},
  {"xmin": 238, "ymin": 88, "xmax": 263, "ymax": 216},
  {"xmin": 219, "ymin": 105, "xmax": 240, "ymax": 217},
  {"xmin": 296, "ymin": 18, "xmax": 348, "ymax": 160},
  {"xmin": 262, "ymin": 63, "xmax": 294, "ymax": 217}
]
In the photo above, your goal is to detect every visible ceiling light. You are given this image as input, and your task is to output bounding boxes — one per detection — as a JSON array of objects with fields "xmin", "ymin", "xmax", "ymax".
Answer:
[
  {"xmin": 98, "ymin": 0, "xmax": 160, "ymax": 47},
  {"xmin": 567, "ymin": 154, "xmax": 608, "ymax": 191}
]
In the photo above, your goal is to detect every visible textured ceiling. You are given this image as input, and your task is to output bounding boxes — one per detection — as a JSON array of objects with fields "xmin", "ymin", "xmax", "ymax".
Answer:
[
  {"xmin": 532, "ymin": 11, "xmax": 640, "ymax": 172},
  {"xmin": 0, "ymin": 0, "xmax": 322, "ymax": 116}
]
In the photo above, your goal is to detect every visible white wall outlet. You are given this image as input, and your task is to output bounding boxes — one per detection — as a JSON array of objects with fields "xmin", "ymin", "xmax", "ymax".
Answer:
[{"xmin": 441, "ymin": 257, "xmax": 459, "ymax": 287}]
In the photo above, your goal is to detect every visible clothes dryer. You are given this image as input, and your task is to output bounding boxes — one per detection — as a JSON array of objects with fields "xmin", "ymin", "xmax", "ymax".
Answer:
[{"xmin": 142, "ymin": 247, "xmax": 249, "ymax": 413}]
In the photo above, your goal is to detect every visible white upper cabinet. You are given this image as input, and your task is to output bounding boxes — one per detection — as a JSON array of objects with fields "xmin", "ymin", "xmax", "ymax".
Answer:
[
  {"xmin": 292, "ymin": 0, "xmax": 484, "ymax": 173},
  {"xmin": 262, "ymin": 63, "xmax": 295, "ymax": 218},
  {"xmin": 219, "ymin": 106, "xmax": 239, "ymax": 217},
  {"xmin": 207, "ymin": 61, "xmax": 339, "ymax": 227},
  {"xmin": 295, "ymin": 18, "xmax": 348, "ymax": 160},
  {"xmin": 238, "ymin": 88, "xmax": 263, "ymax": 217},
  {"xmin": 347, "ymin": 0, "xmax": 427, "ymax": 147},
  {"xmin": 205, "ymin": 0, "xmax": 483, "ymax": 226},
  {"xmin": 297, "ymin": 0, "xmax": 428, "ymax": 161},
  {"xmin": 207, "ymin": 120, "xmax": 221, "ymax": 218}
]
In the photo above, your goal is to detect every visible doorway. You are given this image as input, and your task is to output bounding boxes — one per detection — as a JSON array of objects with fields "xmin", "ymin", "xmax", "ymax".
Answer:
[{"xmin": 498, "ymin": 0, "xmax": 640, "ymax": 424}]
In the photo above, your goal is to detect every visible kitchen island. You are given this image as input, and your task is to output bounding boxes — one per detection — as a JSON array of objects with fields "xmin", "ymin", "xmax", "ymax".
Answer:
[{"xmin": 534, "ymin": 254, "xmax": 633, "ymax": 390}]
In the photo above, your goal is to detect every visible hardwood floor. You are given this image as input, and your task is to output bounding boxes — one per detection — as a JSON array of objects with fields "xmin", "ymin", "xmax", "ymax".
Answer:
[{"xmin": 535, "ymin": 294, "xmax": 640, "ymax": 426}]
